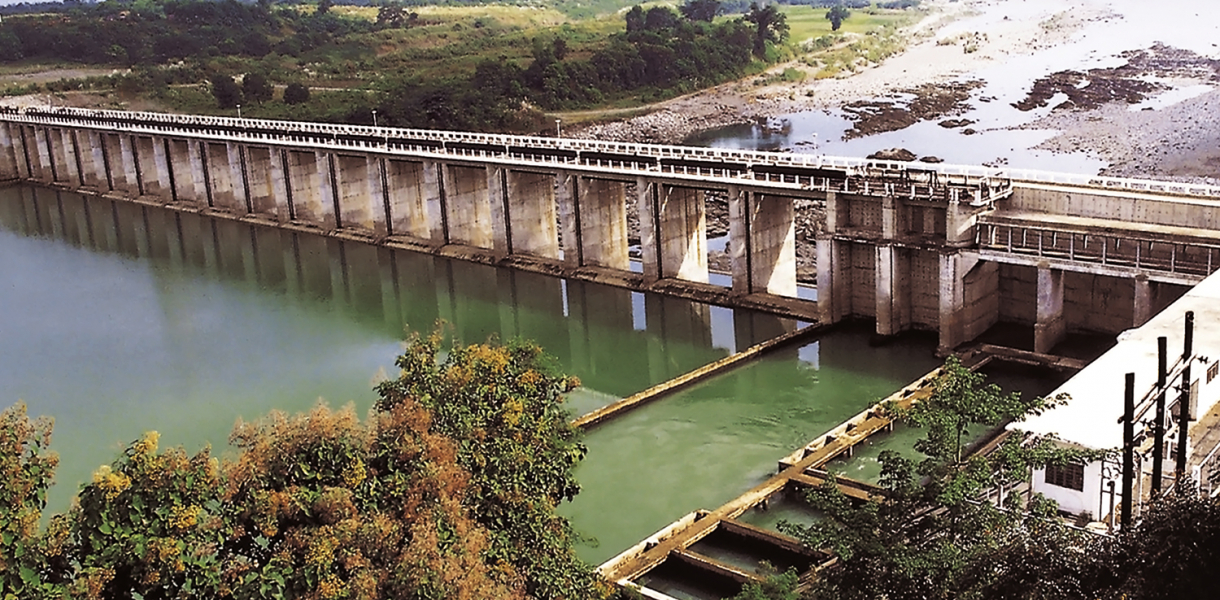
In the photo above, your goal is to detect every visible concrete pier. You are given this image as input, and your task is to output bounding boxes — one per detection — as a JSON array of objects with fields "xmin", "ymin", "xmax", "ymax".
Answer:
[{"xmin": 7, "ymin": 106, "xmax": 1220, "ymax": 355}]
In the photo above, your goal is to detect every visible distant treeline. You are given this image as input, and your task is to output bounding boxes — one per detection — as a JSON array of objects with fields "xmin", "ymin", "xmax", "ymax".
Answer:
[
  {"xmin": 376, "ymin": 3, "xmax": 780, "ymax": 131},
  {"xmin": 0, "ymin": 1, "xmax": 371, "ymax": 64}
]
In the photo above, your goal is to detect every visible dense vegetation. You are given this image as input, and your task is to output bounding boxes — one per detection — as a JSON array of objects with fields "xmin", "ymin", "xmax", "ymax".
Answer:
[
  {"xmin": 0, "ymin": 0, "xmax": 921, "ymax": 132},
  {"xmin": 0, "ymin": 333, "xmax": 604, "ymax": 600},
  {"xmin": 730, "ymin": 357, "xmax": 1220, "ymax": 600}
]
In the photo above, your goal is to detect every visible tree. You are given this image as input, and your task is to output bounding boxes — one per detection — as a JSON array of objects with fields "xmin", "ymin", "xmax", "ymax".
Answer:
[
  {"xmin": 744, "ymin": 3, "xmax": 788, "ymax": 57},
  {"xmin": 826, "ymin": 4, "xmax": 851, "ymax": 31},
  {"xmin": 375, "ymin": 2, "xmax": 406, "ymax": 29},
  {"xmin": 0, "ymin": 403, "xmax": 61, "ymax": 600},
  {"xmin": 316, "ymin": 0, "xmax": 332, "ymax": 15},
  {"xmin": 625, "ymin": 5, "xmax": 645, "ymax": 32},
  {"xmin": 210, "ymin": 74, "xmax": 242, "ymax": 109},
  {"xmin": 283, "ymin": 82, "xmax": 311, "ymax": 105},
  {"xmin": 374, "ymin": 332, "xmax": 605, "ymax": 600},
  {"xmin": 0, "ymin": 335, "xmax": 606, "ymax": 600},
  {"xmin": 241, "ymin": 72, "xmax": 273, "ymax": 104},
  {"xmin": 643, "ymin": 6, "xmax": 680, "ymax": 31},
  {"xmin": 781, "ymin": 357, "xmax": 1098, "ymax": 600},
  {"xmin": 680, "ymin": 0, "xmax": 722, "ymax": 22}
]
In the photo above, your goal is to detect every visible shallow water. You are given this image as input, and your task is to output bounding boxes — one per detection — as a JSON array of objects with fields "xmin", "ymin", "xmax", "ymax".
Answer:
[{"xmin": 690, "ymin": 0, "xmax": 1220, "ymax": 173}]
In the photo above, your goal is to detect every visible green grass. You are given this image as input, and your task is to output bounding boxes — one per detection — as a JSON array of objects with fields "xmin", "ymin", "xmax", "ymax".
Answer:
[{"xmin": 780, "ymin": 4, "xmax": 923, "ymax": 79}]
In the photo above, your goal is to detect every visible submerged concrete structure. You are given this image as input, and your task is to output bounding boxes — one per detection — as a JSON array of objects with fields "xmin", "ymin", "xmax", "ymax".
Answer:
[{"xmin": 2, "ymin": 107, "xmax": 1219, "ymax": 357}]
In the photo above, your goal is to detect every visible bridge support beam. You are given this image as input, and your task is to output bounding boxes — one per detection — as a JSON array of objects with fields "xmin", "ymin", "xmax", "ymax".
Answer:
[
  {"xmin": 55, "ymin": 129, "xmax": 82, "ymax": 186},
  {"xmin": 204, "ymin": 143, "xmax": 244, "ymax": 213},
  {"xmin": 0, "ymin": 123, "xmax": 17, "ymax": 181},
  {"xmin": 640, "ymin": 181, "xmax": 709, "ymax": 284},
  {"xmin": 78, "ymin": 131, "xmax": 107, "ymax": 190},
  {"xmin": 104, "ymin": 134, "xmax": 138, "ymax": 195},
  {"xmin": 384, "ymin": 159, "xmax": 433, "ymax": 240},
  {"xmin": 558, "ymin": 174, "xmax": 629, "ymax": 270},
  {"xmin": 502, "ymin": 170, "xmax": 559, "ymax": 259},
  {"xmin": 816, "ymin": 236, "xmax": 849, "ymax": 324},
  {"xmin": 8, "ymin": 125, "xmax": 32, "ymax": 181},
  {"xmin": 1034, "ymin": 264, "xmax": 1066, "ymax": 354},
  {"xmin": 441, "ymin": 164, "xmax": 494, "ymax": 249},
  {"xmin": 731, "ymin": 191, "xmax": 796, "ymax": 297},
  {"xmin": 135, "ymin": 136, "xmax": 169, "ymax": 198},
  {"xmin": 334, "ymin": 154, "xmax": 384, "ymax": 233},
  {"xmin": 938, "ymin": 252, "xmax": 999, "ymax": 353},
  {"xmin": 31, "ymin": 127, "xmax": 54, "ymax": 183},
  {"xmin": 243, "ymin": 146, "xmax": 279, "ymax": 216},
  {"xmin": 285, "ymin": 150, "xmax": 337, "ymax": 228},
  {"xmin": 876, "ymin": 244, "xmax": 911, "ymax": 337},
  {"xmin": 1133, "ymin": 274, "xmax": 1154, "ymax": 328},
  {"xmin": 167, "ymin": 140, "xmax": 203, "ymax": 204}
]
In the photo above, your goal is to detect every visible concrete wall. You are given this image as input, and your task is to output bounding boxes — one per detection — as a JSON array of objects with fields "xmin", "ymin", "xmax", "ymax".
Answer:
[
  {"xmin": 504, "ymin": 170, "xmax": 559, "ymax": 259},
  {"xmin": 999, "ymin": 263, "xmax": 1038, "ymax": 325},
  {"xmin": 749, "ymin": 194, "xmax": 797, "ymax": 297},
  {"xmin": 1011, "ymin": 184, "xmax": 1220, "ymax": 230}
]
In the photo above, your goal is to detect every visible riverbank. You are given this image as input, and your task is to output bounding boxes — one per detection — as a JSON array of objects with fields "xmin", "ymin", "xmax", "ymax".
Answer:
[{"xmin": 571, "ymin": 0, "xmax": 1109, "ymax": 144}]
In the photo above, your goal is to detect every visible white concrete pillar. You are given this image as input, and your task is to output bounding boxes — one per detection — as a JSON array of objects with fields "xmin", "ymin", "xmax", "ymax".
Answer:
[
  {"xmin": 244, "ymin": 146, "xmax": 278, "ymax": 216},
  {"xmin": 642, "ymin": 183, "xmax": 708, "ymax": 283},
  {"xmin": 285, "ymin": 150, "xmax": 337, "ymax": 228},
  {"xmin": 881, "ymin": 194, "xmax": 899, "ymax": 240},
  {"xmin": 10, "ymin": 125, "xmax": 32, "ymax": 180},
  {"xmin": 187, "ymin": 141, "xmax": 211, "ymax": 204},
  {"xmin": 0, "ymin": 122, "xmax": 18, "ymax": 181},
  {"xmin": 823, "ymin": 191, "xmax": 843, "ymax": 234},
  {"xmin": 747, "ymin": 193, "xmax": 797, "ymax": 297},
  {"xmin": 423, "ymin": 161, "xmax": 446, "ymax": 244},
  {"xmin": 205, "ymin": 142, "xmax": 240, "ymax": 211},
  {"xmin": 504, "ymin": 170, "xmax": 559, "ymax": 259},
  {"xmin": 334, "ymin": 154, "xmax": 381, "ymax": 232},
  {"xmin": 79, "ymin": 131, "xmax": 108, "ymax": 190},
  {"xmin": 945, "ymin": 197, "xmax": 978, "ymax": 248},
  {"xmin": 384, "ymin": 159, "xmax": 432, "ymax": 240},
  {"xmin": 270, "ymin": 148, "xmax": 292, "ymax": 221},
  {"xmin": 938, "ymin": 252, "xmax": 966, "ymax": 354},
  {"xmin": 487, "ymin": 166, "xmax": 510, "ymax": 254},
  {"xmin": 816, "ymin": 236, "xmax": 849, "ymax": 324},
  {"xmin": 876, "ymin": 244, "xmax": 911, "ymax": 336},
  {"xmin": 729, "ymin": 186, "xmax": 748, "ymax": 293},
  {"xmin": 58, "ymin": 129, "xmax": 82, "ymax": 186},
  {"xmin": 577, "ymin": 177, "xmax": 630, "ymax": 270},
  {"xmin": 226, "ymin": 143, "xmax": 250, "ymax": 213},
  {"xmin": 1034, "ymin": 263, "xmax": 1066, "ymax": 354},
  {"xmin": 556, "ymin": 171, "xmax": 580, "ymax": 266},
  {"xmin": 134, "ymin": 136, "xmax": 166, "ymax": 197},
  {"xmin": 1133, "ymin": 274, "xmax": 1153, "ymax": 328},
  {"xmin": 112, "ymin": 134, "xmax": 139, "ymax": 194},
  {"xmin": 166, "ymin": 140, "xmax": 202, "ymax": 204},
  {"xmin": 32, "ymin": 128, "xmax": 55, "ymax": 182},
  {"xmin": 440, "ymin": 163, "xmax": 494, "ymax": 249}
]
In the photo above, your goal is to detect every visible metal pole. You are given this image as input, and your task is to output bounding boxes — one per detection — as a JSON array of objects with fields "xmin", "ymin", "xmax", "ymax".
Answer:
[
  {"xmin": 1121, "ymin": 372, "xmax": 1135, "ymax": 529},
  {"xmin": 1176, "ymin": 311, "xmax": 1194, "ymax": 480},
  {"xmin": 1152, "ymin": 336, "xmax": 1167, "ymax": 495}
]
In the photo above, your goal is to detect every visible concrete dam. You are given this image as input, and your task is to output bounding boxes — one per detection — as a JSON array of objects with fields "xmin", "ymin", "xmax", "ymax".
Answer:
[{"xmin": 6, "ymin": 106, "xmax": 1220, "ymax": 597}]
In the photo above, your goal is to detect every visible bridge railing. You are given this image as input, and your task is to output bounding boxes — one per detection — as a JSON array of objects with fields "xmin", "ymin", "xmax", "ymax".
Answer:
[
  {"xmin": 976, "ymin": 222, "xmax": 1220, "ymax": 277},
  {"xmin": 8, "ymin": 106, "xmax": 1219, "ymax": 200}
]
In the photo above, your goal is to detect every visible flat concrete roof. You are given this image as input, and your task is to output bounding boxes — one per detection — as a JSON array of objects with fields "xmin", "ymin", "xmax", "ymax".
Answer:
[{"xmin": 1013, "ymin": 269, "xmax": 1220, "ymax": 450}]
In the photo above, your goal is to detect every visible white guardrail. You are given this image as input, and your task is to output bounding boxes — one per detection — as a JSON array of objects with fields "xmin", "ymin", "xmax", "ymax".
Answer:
[{"xmin": 5, "ymin": 106, "xmax": 1220, "ymax": 200}]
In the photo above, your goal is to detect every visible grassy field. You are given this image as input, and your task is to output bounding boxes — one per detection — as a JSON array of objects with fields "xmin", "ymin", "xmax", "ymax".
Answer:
[{"xmin": 781, "ymin": 5, "xmax": 923, "ymax": 79}]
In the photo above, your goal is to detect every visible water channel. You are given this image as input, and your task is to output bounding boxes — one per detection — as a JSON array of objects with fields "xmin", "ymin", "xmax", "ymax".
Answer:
[{"xmin": 1, "ymin": 183, "xmax": 1059, "ymax": 569}]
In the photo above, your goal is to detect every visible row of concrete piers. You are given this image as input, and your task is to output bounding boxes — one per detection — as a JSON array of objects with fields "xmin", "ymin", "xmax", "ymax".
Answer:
[{"xmin": 4, "ymin": 109, "xmax": 1218, "ymax": 354}]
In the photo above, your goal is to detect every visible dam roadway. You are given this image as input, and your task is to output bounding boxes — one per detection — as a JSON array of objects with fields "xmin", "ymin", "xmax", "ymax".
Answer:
[{"xmin": 2, "ymin": 106, "xmax": 1219, "ymax": 356}]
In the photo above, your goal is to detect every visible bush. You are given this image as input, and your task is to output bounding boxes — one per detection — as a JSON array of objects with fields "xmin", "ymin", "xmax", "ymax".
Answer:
[{"xmin": 283, "ymin": 82, "xmax": 311, "ymax": 105}]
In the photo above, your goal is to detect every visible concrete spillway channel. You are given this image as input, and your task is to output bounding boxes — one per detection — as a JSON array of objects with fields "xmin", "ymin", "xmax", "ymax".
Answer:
[
  {"xmin": 596, "ymin": 366, "xmax": 945, "ymax": 599},
  {"xmin": 595, "ymin": 343, "xmax": 1084, "ymax": 600}
]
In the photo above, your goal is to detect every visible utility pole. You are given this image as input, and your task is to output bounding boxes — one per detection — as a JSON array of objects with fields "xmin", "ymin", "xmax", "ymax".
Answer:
[
  {"xmin": 1152, "ymin": 336, "xmax": 1167, "ymax": 495},
  {"xmin": 1121, "ymin": 372, "xmax": 1135, "ymax": 529},
  {"xmin": 1176, "ymin": 311, "xmax": 1194, "ymax": 479}
]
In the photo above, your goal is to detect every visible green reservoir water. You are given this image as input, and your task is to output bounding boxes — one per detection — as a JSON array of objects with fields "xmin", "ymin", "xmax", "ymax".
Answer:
[{"xmin": 0, "ymin": 184, "xmax": 949, "ymax": 566}]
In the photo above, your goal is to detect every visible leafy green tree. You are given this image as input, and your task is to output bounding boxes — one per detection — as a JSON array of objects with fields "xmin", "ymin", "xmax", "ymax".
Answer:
[
  {"xmin": 210, "ymin": 75, "xmax": 243, "ymax": 109},
  {"xmin": 241, "ymin": 72, "xmax": 273, "ymax": 105},
  {"xmin": 375, "ymin": 3, "xmax": 407, "ymax": 29},
  {"xmin": 316, "ymin": 0, "xmax": 332, "ymax": 15},
  {"xmin": 744, "ymin": 3, "xmax": 788, "ymax": 57},
  {"xmin": 680, "ymin": 0, "xmax": 722, "ymax": 22},
  {"xmin": 283, "ymin": 82, "xmax": 312, "ymax": 105},
  {"xmin": 375, "ymin": 332, "xmax": 606, "ymax": 600},
  {"xmin": 0, "ymin": 403, "xmax": 62, "ymax": 600},
  {"xmin": 782, "ymin": 357, "xmax": 1098, "ymax": 600},
  {"xmin": 826, "ymin": 4, "xmax": 851, "ymax": 31},
  {"xmin": 643, "ymin": 6, "xmax": 680, "ymax": 31}
]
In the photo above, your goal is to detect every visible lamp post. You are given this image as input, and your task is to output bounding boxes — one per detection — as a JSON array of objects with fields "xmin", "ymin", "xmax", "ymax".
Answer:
[
  {"xmin": 555, "ymin": 118, "xmax": 561, "ymax": 138},
  {"xmin": 372, "ymin": 109, "xmax": 378, "ymax": 128},
  {"xmin": 237, "ymin": 104, "xmax": 242, "ymax": 119}
]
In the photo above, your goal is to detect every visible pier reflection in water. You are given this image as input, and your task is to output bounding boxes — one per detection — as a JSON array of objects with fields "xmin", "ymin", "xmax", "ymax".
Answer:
[
  {"xmin": 0, "ymin": 185, "xmax": 779, "ymax": 512},
  {"xmin": 1, "ymin": 184, "xmax": 958, "ymax": 568}
]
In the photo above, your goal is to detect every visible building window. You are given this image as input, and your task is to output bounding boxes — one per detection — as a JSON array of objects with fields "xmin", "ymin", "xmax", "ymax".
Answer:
[
  {"xmin": 1045, "ymin": 462, "xmax": 1085, "ymax": 491},
  {"xmin": 1208, "ymin": 361, "xmax": 1218, "ymax": 384}
]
